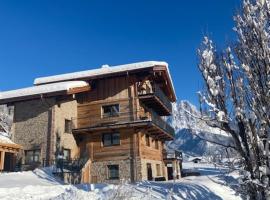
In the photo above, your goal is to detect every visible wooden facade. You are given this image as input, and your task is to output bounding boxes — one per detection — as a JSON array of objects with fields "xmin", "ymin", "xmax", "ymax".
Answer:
[{"xmin": 73, "ymin": 70, "xmax": 176, "ymax": 183}]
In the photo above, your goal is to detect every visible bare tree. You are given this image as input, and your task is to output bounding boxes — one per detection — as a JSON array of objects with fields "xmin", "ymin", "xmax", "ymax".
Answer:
[{"xmin": 197, "ymin": 0, "xmax": 270, "ymax": 199}]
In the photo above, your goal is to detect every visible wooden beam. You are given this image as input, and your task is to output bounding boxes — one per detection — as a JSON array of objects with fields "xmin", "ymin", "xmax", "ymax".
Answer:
[
  {"xmin": 67, "ymin": 85, "xmax": 91, "ymax": 95},
  {"xmin": 0, "ymin": 151, "xmax": 5, "ymax": 170}
]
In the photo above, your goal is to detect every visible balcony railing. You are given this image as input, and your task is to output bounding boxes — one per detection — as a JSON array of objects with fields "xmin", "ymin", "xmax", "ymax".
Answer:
[
  {"xmin": 163, "ymin": 150, "xmax": 182, "ymax": 160},
  {"xmin": 137, "ymin": 83, "xmax": 172, "ymax": 114},
  {"xmin": 72, "ymin": 110, "xmax": 174, "ymax": 138},
  {"xmin": 150, "ymin": 110, "xmax": 175, "ymax": 137}
]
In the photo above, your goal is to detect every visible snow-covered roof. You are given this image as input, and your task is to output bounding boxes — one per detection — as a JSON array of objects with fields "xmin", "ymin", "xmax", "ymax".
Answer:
[
  {"xmin": 0, "ymin": 81, "xmax": 89, "ymax": 103},
  {"xmin": 0, "ymin": 132, "xmax": 14, "ymax": 145},
  {"xmin": 35, "ymin": 61, "xmax": 166, "ymax": 84},
  {"xmin": 34, "ymin": 61, "xmax": 176, "ymax": 99}
]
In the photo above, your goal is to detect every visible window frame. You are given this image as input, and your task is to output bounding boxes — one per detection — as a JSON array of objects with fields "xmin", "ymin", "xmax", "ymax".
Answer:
[
  {"xmin": 102, "ymin": 132, "xmax": 120, "ymax": 147},
  {"xmin": 156, "ymin": 164, "xmax": 161, "ymax": 176},
  {"xmin": 155, "ymin": 140, "xmax": 159, "ymax": 149},
  {"xmin": 65, "ymin": 119, "xmax": 72, "ymax": 133},
  {"xmin": 102, "ymin": 104, "xmax": 120, "ymax": 118},
  {"xmin": 145, "ymin": 135, "xmax": 150, "ymax": 147},
  {"xmin": 25, "ymin": 149, "xmax": 41, "ymax": 164},
  {"xmin": 107, "ymin": 165, "xmax": 119, "ymax": 180},
  {"xmin": 63, "ymin": 148, "xmax": 71, "ymax": 160}
]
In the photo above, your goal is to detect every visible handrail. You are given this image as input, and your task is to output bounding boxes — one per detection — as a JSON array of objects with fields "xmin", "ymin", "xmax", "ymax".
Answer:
[
  {"xmin": 42, "ymin": 157, "xmax": 89, "ymax": 172},
  {"xmin": 163, "ymin": 150, "xmax": 182, "ymax": 160},
  {"xmin": 137, "ymin": 83, "xmax": 172, "ymax": 112},
  {"xmin": 150, "ymin": 110, "xmax": 175, "ymax": 137}
]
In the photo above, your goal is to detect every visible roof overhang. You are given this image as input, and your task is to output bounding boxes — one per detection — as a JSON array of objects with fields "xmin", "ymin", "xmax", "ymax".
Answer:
[
  {"xmin": 0, "ymin": 142, "xmax": 22, "ymax": 152},
  {"xmin": 0, "ymin": 81, "xmax": 90, "ymax": 104},
  {"xmin": 34, "ymin": 61, "xmax": 176, "ymax": 102}
]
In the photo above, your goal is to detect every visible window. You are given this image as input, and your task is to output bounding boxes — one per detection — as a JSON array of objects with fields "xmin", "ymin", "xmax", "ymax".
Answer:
[
  {"xmin": 155, "ymin": 140, "xmax": 159, "ymax": 149},
  {"xmin": 25, "ymin": 149, "xmax": 40, "ymax": 164},
  {"xmin": 8, "ymin": 107, "xmax": 13, "ymax": 115},
  {"xmin": 156, "ymin": 164, "xmax": 161, "ymax": 176},
  {"xmin": 63, "ymin": 149, "xmax": 71, "ymax": 160},
  {"xmin": 103, "ymin": 133, "xmax": 120, "ymax": 146},
  {"xmin": 65, "ymin": 119, "xmax": 72, "ymax": 133},
  {"xmin": 146, "ymin": 135, "xmax": 150, "ymax": 147},
  {"xmin": 107, "ymin": 165, "xmax": 119, "ymax": 180},
  {"xmin": 102, "ymin": 104, "xmax": 119, "ymax": 118}
]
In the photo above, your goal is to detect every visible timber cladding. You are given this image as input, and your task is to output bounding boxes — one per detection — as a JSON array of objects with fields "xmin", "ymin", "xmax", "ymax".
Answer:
[
  {"xmin": 76, "ymin": 99, "xmax": 132, "ymax": 129},
  {"xmin": 77, "ymin": 75, "xmax": 136, "ymax": 103},
  {"xmin": 79, "ymin": 129, "xmax": 164, "ymax": 161},
  {"xmin": 81, "ymin": 128, "xmax": 137, "ymax": 162},
  {"xmin": 140, "ymin": 132, "xmax": 164, "ymax": 161},
  {"xmin": 76, "ymin": 75, "xmax": 139, "ymax": 129}
]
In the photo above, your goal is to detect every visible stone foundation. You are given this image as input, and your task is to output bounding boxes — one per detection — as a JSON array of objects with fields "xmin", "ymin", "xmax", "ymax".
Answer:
[
  {"xmin": 90, "ymin": 159, "xmax": 132, "ymax": 184},
  {"xmin": 89, "ymin": 158, "xmax": 167, "ymax": 183}
]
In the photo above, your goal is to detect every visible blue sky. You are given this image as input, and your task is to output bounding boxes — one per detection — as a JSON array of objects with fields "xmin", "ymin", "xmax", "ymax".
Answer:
[{"xmin": 0, "ymin": 0, "xmax": 240, "ymax": 105}]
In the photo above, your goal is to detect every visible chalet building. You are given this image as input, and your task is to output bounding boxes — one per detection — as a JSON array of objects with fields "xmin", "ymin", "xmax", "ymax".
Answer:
[
  {"xmin": 0, "ymin": 131, "xmax": 21, "ymax": 172},
  {"xmin": 0, "ymin": 61, "xmax": 178, "ymax": 183}
]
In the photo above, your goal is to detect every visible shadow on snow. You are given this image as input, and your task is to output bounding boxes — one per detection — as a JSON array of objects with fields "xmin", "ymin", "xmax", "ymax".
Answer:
[{"xmin": 135, "ymin": 181, "xmax": 223, "ymax": 200}]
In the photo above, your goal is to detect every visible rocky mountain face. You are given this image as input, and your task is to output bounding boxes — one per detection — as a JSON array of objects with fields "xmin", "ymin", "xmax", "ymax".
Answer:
[{"xmin": 168, "ymin": 100, "xmax": 234, "ymax": 157}]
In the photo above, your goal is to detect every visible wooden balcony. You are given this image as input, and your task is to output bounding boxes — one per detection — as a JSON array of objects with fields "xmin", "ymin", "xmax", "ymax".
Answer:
[
  {"xmin": 72, "ymin": 110, "xmax": 174, "ymax": 140},
  {"xmin": 137, "ymin": 84, "xmax": 172, "ymax": 116}
]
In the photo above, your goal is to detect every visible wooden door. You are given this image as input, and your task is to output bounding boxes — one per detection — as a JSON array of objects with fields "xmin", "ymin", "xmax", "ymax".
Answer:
[
  {"xmin": 147, "ymin": 163, "xmax": 152, "ymax": 181},
  {"xmin": 167, "ymin": 166, "xmax": 173, "ymax": 180}
]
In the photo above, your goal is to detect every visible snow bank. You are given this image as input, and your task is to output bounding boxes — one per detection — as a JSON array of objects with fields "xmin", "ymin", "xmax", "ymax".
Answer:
[
  {"xmin": 0, "ymin": 164, "xmax": 243, "ymax": 200},
  {"xmin": 0, "ymin": 81, "xmax": 89, "ymax": 101}
]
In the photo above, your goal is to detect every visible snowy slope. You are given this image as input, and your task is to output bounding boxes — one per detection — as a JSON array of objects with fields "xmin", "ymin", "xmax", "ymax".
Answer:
[
  {"xmin": 0, "ymin": 164, "xmax": 243, "ymax": 200},
  {"xmin": 168, "ymin": 101, "xmax": 233, "ymax": 157}
]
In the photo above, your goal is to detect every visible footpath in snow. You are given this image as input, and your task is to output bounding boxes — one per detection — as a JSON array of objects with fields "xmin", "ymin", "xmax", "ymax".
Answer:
[{"xmin": 0, "ymin": 162, "xmax": 243, "ymax": 200}]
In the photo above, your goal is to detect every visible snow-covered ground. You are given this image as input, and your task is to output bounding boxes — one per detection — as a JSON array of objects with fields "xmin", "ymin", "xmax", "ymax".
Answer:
[{"xmin": 0, "ymin": 163, "xmax": 243, "ymax": 200}]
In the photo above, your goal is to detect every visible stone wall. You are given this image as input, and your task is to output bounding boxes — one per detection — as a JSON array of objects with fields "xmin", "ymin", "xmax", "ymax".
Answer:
[
  {"xmin": 90, "ymin": 159, "xmax": 132, "ymax": 184},
  {"xmin": 12, "ymin": 98, "xmax": 55, "ymax": 164},
  {"xmin": 12, "ymin": 97, "xmax": 80, "ymax": 167},
  {"xmin": 88, "ymin": 157, "xmax": 167, "ymax": 183},
  {"xmin": 53, "ymin": 99, "xmax": 79, "ymax": 159}
]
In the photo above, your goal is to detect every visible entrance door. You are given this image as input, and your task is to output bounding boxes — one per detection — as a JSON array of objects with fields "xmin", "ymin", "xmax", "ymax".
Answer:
[
  {"xmin": 167, "ymin": 167, "xmax": 173, "ymax": 180},
  {"xmin": 147, "ymin": 163, "xmax": 153, "ymax": 181},
  {"xmin": 4, "ymin": 152, "xmax": 14, "ymax": 172}
]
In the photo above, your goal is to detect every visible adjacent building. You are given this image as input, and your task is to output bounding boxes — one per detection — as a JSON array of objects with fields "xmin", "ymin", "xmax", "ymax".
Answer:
[
  {"xmin": 0, "ymin": 61, "xmax": 180, "ymax": 183},
  {"xmin": 0, "ymin": 130, "xmax": 21, "ymax": 172}
]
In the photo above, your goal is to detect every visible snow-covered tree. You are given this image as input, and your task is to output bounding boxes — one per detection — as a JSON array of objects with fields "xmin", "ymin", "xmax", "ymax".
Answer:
[
  {"xmin": 0, "ymin": 105, "xmax": 13, "ymax": 134},
  {"xmin": 197, "ymin": 0, "xmax": 270, "ymax": 199}
]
